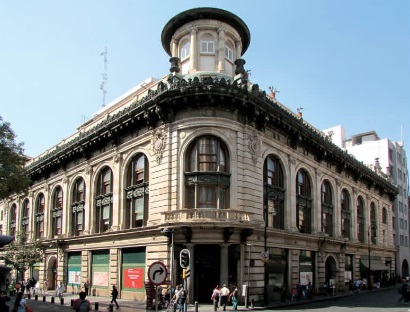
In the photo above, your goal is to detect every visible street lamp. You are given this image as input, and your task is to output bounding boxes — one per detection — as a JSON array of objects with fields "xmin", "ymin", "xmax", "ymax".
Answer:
[{"xmin": 367, "ymin": 225, "xmax": 377, "ymax": 291}]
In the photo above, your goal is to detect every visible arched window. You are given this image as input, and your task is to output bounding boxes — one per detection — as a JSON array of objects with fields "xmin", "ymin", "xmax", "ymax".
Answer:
[
  {"xmin": 180, "ymin": 40, "xmax": 190, "ymax": 60},
  {"xmin": 370, "ymin": 202, "xmax": 377, "ymax": 244},
  {"xmin": 296, "ymin": 169, "xmax": 312, "ymax": 233},
  {"xmin": 35, "ymin": 193, "xmax": 45, "ymax": 239},
  {"xmin": 321, "ymin": 180, "xmax": 333, "ymax": 236},
  {"xmin": 22, "ymin": 199, "xmax": 30, "ymax": 242},
  {"xmin": 95, "ymin": 167, "xmax": 113, "ymax": 233},
  {"xmin": 185, "ymin": 135, "xmax": 230, "ymax": 209},
  {"xmin": 263, "ymin": 155, "xmax": 285, "ymax": 229},
  {"xmin": 71, "ymin": 177, "xmax": 86, "ymax": 236},
  {"xmin": 357, "ymin": 196, "xmax": 365, "ymax": 243},
  {"xmin": 382, "ymin": 207, "xmax": 387, "ymax": 224},
  {"xmin": 125, "ymin": 153, "xmax": 149, "ymax": 228},
  {"xmin": 341, "ymin": 189, "xmax": 351, "ymax": 239},
  {"xmin": 52, "ymin": 186, "xmax": 63, "ymax": 236},
  {"xmin": 10, "ymin": 204, "xmax": 17, "ymax": 237}
]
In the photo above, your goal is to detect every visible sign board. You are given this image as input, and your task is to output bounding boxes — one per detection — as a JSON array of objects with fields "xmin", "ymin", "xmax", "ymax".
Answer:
[
  {"xmin": 261, "ymin": 251, "xmax": 269, "ymax": 263},
  {"xmin": 148, "ymin": 261, "xmax": 167, "ymax": 285}
]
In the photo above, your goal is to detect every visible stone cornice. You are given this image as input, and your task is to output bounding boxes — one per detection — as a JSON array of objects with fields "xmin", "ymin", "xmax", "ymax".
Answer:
[{"xmin": 26, "ymin": 74, "xmax": 398, "ymax": 200}]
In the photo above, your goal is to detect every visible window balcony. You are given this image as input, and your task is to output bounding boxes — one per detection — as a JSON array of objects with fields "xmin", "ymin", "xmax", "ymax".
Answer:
[{"xmin": 161, "ymin": 208, "xmax": 253, "ymax": 224}]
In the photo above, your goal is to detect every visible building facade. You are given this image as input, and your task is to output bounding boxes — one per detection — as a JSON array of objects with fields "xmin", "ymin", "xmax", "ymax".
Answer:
[
  {"xmin": 0, "ymin": 8, "xmax": 398, "ymax": 305},
  {"xmin": 324, "ymin": 126, "xmax": 409, "ymax": 279}
]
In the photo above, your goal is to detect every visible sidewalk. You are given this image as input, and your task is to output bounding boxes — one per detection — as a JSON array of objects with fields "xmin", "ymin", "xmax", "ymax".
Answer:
[{"xmin": 6, "ymin": 287, "xmax": 393, "ymax": 312}]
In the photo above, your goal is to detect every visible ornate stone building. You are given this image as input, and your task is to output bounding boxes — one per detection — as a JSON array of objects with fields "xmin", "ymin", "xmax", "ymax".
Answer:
[{"xmin": 0, "ymin": 7, "xmax": 397, "ymax": 305}]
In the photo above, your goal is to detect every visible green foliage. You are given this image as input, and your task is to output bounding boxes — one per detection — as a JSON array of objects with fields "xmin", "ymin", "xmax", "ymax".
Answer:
[
  {"xmin": 0, "ymin": 233, "xmax": 44, "ymax": 273},
  {"xmin": 0, "ymin": 115, "xmax": 31, "ymax": 199}
]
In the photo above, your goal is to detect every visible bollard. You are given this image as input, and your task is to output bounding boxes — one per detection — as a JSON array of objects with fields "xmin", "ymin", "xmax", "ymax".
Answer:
[
  {"xmin": 250, "ymin": 298, "xmax": 254, "ymax": 309},
  {"xmin": 27, "ymin": 294, "xmax": 31, "ymax": 300},
  {"xmin": 43, "ymin": 296, "xmax": 46, "ymax": 302},
  {"xmin": 71, "ymin": 299, "xmax": 74, "ymax": 306},
  {"xmin": 195, "ymin": 301, "xmax": 199, "ymax": 312},
  {"xmin": 61, "ymin": 297, "xmax": 64, "ymax": 305},
  {"xmin": 35, "ymin": 295, "xmax": 38, "ymax": 301},
  {"xmin": 108, "ymin": 303, "xmax": 114, "ymax": 312},
  {"xmin": 51, "ymin": 296, "xmax": 55, "ymax": 304},
  {"xmin": 95, "ymin": 302, "xmax": 99, "ymax": 310}
]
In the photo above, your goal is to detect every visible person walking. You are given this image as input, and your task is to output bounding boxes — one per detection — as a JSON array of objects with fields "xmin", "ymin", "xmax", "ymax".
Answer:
[
  {"xmin": 177, "ymin": 286, "xmax": 187, "ymax": 312},
  {"xmin": 211, "ymin": 285, "xmax": 220, "ymax": 311},
  {"xmin": 110, "ymin": 285, "xmax": 119, "ymax": 309},
  {"xmin": 13, "ymin": 292, "xmax": 26, "ymax": 312},
  {"xmin": 84, "ymin": 280, "xmax": 90, "ymax": 297},
  {"xmin": 229, "ymin": 287, "xmax": 238, "ymax": 310},
  {"xmin": 220, "ymin": 284, "xmax": 230, "ymax": 311}
]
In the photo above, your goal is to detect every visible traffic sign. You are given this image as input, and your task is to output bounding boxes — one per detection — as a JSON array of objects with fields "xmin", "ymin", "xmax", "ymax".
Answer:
[{"xmin": 148, "ymin": 261, "xmax": 168, "ymax": 285}]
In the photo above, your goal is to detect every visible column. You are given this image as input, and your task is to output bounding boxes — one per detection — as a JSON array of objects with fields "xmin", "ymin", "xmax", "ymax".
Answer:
[
  {"xmin": 351, "ymin": 188, "xmax": 358, "ymax": 242},
  {"xmin": 313, "ymin": 169, "xmax": 322, "ymax": 234},
  {"xmin": 235, "ymin": 41, "xmax": 242, "ymax": 60},
  {"xmin": 334, "ymin": 179, "xmax": 341, "ymax": 238},
  {"xmin": 220, "ymin": 244, "xmax": 229, "ymax": 286},
  {"xmin": 112, "ymin": 152, "xmax": 123, "ymax": 231},
  {"xmin": 171, "ymin": 38, "xmax": 178, "ymax": 58},
  {"xmin": 287, "ymin": 155, "xmax": 297, "ymax": 231},
  {"xmin": 190, "ymin": 28, "xmax": 197, "ymax": 72},
  {"xmin": 217, "ymin": 28, "xmax": 225, "ymax": 73},
  {"xmin": 84, "ymin": 165, "xmax": 93, "ymax": 234}
]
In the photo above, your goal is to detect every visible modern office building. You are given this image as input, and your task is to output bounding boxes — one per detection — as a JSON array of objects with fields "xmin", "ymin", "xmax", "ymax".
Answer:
[
  {"xmin": 323, "ymin": 125, "xmax": 409, "ymax": 279},
  {"xmin": 0, "ymin": 8, "xmax": 398, "ymax": 305}
]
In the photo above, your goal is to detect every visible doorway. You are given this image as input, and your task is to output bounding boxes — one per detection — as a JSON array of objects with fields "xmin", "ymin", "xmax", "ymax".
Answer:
[{"xmin": 194, "ymin": 245, "xmax": 220, "ymax": 302}]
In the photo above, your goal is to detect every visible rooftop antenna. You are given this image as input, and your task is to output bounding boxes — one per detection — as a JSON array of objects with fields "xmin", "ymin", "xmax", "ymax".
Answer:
[{"xmin": 100, "ymin": 42, "xmax": 108, "ymax": 107}]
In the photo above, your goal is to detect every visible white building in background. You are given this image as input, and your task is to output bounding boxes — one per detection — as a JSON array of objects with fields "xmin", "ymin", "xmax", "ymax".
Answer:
[{"xmin": 324, "ymin": 125, "xmax": 409, "ymax": 278}]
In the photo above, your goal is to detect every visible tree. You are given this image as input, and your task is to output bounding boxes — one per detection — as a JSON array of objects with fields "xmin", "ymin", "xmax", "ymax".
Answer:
[
  {"xmin": 0, "ymin": 115, "xmax": 31, "ymax": 199},
  {"xmin": 0, "ymin": 233, "xmax": 44, "ymax": 280}
]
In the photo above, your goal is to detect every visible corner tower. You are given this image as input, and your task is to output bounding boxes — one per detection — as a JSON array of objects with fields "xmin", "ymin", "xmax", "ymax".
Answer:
[{"xmin": 161, "ymin": 7, "xmax": 251, "ymax": 76}]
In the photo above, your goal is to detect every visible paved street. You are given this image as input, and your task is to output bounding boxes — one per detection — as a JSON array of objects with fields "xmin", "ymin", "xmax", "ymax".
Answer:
[{"xmin": 4, "ymin": 287, "xmax": 410, "ymax": 312}]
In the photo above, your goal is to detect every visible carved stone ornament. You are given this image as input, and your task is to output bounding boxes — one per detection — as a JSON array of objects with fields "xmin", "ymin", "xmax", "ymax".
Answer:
[
  {"xmin": 288, "ymin": 155, "xmax": 296, "ymax": 165},
  {"xmin": 151, "ymin": 126, "xmax": 167, "ymax": 164},
  {"xmin": 247, "ymin": 131, "xmax": 261, "ymax": 165},
  {"xmin": 85, "ymin": 164, "xmax": 92, "ymax": 176},
  {"xmin": 114, "ymin": 152, "xmax": 123, "ymax": 164},
  {"xmin": 315, "ymin": 168, "xmax": 322, "ymax": 179}
]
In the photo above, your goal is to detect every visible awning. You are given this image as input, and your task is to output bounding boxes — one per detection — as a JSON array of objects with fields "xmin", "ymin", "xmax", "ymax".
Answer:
[
  {"xmin": 0, "ymin": 235, "xmax": 13, "ymax": 247},
  {"xmin": 360, "ymin": 260, "xmax": 390, "ymax": 271}
]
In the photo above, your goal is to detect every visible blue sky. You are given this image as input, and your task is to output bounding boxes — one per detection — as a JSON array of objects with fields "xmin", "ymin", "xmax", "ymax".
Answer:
[{"xmin": 1, "ymin": 0, "xmax": 409, "ymax": 158}]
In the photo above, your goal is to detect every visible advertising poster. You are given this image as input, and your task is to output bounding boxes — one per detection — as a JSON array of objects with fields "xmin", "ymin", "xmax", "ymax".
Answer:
[
  {"xmin": 299, "ymin": 272, "xmax": 313, "ymax": 286},
  {"xmin": 124, "ymin": 268, "xmax": 144, "ymax": 289},
  {"xmin": 93, "ymin": 271, "xmax": 109, "ymax": 287},
  {"xmin": 68, "ymin": 270, "xmax": 81, "ymax": 285}
]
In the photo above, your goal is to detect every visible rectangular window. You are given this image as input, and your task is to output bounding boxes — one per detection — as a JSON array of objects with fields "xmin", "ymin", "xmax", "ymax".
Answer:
[
  {"xmin": 225, "ymin": 46, "xmax": 233, "ymax": 61},
  {"xmin": 201, "ymin": 41, "xmax": 214, "ymax": 53}
]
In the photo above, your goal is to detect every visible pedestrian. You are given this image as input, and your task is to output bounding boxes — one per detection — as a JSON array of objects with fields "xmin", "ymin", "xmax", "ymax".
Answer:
[
  {"xmin": 0, "ymin": 291, "xmax": 10, "ymax": 312},
  {"xmin": 13, "ymin": 292, "xmax": 26, "ymax": 312},
  {"xmin": 229, "ymin": 287, "xmax": 238, "ymax": 310},
  {"xmin": 361, "ymin": 277, "xmax": 367, "ymax": 290},
  {"xmin": 84, "ymin": 280, "xmax": 90, "ymax": 297},
  {"xmin": 354, "ymin": 279, "xmax": 361, "ymax": 294},
  {"xmin": 211, "ymin": 285, "xmax": 220, "ymax": 311},
  {"xmin": 280, "ymin": 284, "xmax": 287, "ymax": 303},
  {"xmin": 43, "ymin": 279, "xmax": 49, "ymax": 295},
  {"xmin": 404, "ymin": 284, "xmax": 410, "ymax": 304},
  {"xmin": 57, "ymin": 281, "xmax": 66, "ymax": 298},
  {"xmin": 399, "ymin": 282, "xmax": 408, "ymax": 302},
  {"xmin": 110, "ymin": 285, "xmax": 119, "ymax": 309},
  {"xmin": 177, "ymin": 286, "xmax": 187, "ymax": 312},
  {"xmin": 73, "ymin": 291, "xmax": 91, "ymax": 312},
  {"xmin": 220, "ymin": 284, "xmax": 230, "ymax": 311}
]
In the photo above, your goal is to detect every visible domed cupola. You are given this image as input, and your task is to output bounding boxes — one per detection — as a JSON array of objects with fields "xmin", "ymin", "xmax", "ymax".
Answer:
[{"xmin": 161, "ymin": 7, "xmax": 251, "ymax": 77}]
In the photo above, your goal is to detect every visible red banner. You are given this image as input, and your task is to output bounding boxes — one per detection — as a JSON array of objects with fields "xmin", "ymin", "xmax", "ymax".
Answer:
[{"xmin": 124, "ymin": 268, "xmax": 144, "ymax": 288}]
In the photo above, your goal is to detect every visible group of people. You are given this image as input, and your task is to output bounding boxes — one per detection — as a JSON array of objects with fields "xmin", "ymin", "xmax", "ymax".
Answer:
[{"xmin": 211, "ymin": 284, "xmax": 238, "ymax": 311}]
